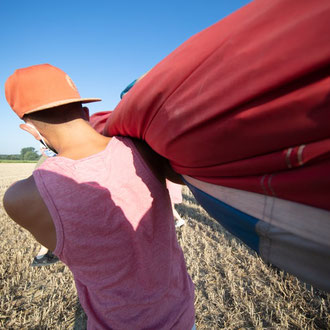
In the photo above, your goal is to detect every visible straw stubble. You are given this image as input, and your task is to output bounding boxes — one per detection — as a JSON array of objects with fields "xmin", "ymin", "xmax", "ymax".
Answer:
[{"xmin": 0, "ymin": 163, "xmax": 329, "ymax": 329}]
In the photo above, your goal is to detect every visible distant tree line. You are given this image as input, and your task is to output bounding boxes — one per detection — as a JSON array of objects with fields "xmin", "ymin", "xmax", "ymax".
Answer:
[{"xmin": 0, "ymin": 147, "xmax": 40, "ymax": 161}]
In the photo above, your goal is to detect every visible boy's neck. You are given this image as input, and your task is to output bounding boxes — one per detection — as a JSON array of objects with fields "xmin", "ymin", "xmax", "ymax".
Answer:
[{"xmin": 43, "ymin": 120, "xmax": 111, "ymax": 160}]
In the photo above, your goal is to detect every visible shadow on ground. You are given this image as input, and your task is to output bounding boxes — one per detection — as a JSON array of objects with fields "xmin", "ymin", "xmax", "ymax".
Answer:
[{"xmin": 73, "ymin": 298, "xmax": 87, "ymax": 330}]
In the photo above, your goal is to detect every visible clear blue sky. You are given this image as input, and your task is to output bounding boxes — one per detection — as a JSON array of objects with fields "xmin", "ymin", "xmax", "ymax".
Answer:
[{"xmin": 0, "ymin": 0, "xmax": 250, "ymax": 154}]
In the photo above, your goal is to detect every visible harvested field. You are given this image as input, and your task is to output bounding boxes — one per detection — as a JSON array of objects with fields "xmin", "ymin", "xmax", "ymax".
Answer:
[{"xmin": 0, "ymin": 163, "xmax": 329, "ymax": 329}]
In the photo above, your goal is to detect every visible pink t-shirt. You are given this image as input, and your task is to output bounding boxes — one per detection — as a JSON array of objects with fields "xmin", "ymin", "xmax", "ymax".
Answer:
[
  {"xmin": 166, "ymin": 180, "xmax": 183, "ymax": 205},
  {"xmin": 33, "ymin": 137, "xmax": 195, "ymax": 330}
]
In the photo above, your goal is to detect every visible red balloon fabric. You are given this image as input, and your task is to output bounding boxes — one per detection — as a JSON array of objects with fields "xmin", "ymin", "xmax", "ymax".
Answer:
[{"xmin": 91, "ymin": 0, "xmax": 330, "ymax": 211}]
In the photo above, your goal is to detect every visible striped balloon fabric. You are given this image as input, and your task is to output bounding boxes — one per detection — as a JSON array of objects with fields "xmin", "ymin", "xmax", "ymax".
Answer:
[{"xmin": 90, "ymin": 0, "xmax": 330, "ymax": 291}]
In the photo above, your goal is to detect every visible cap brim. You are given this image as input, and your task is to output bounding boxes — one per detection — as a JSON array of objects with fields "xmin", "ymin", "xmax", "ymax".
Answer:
[{"xmin": 24, "ymin": 98, "xmax": 102, "ymax": 115}]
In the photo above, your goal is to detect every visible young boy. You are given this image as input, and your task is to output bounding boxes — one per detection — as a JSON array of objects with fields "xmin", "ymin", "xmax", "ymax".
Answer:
[{"xmin": 3, "ymin": 64, "xmax": 195, "ymax": 329}]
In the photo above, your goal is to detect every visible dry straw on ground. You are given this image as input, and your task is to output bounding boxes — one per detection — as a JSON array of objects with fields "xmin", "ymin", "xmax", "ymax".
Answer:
[{"xmin": 0, "ymin": 163, "xmax": 329, "ymax": 329}]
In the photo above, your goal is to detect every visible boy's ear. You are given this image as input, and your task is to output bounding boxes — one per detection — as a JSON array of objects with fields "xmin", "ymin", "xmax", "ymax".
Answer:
[
  {"xmin": 19, "ymin": 124, "xmax": 40, "ymax": 141},
  {"xmin": 82, "ymin": 106, "xmax": 90, "ymax": 121}
]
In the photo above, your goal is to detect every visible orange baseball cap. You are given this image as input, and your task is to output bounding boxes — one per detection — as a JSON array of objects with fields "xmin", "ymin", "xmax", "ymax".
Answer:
[{"xmin": 5, "ymin": 64, "xmax": 101, "ymax": 118}]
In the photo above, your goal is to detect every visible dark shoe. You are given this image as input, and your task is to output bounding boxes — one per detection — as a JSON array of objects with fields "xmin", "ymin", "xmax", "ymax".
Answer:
[{"xmin": 31, "ymin": 251, "xmax": 59, "ymax": 267}]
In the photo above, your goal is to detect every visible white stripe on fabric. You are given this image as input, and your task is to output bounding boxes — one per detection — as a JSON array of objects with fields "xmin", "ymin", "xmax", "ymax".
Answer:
[
  {"xmin": 257, "ymin": 221, "xmax": 330, "ymax": 292},
  {"xmin": 183, "ymin": 175, "xmax": 330, "ymax": 248},
  {"xmin": 297, "ymin": 144, "xmax": 305, "ymax": 166},
  {"xmin": 285, "ymin": 148, "xmax": 293, "ymax": 168}
]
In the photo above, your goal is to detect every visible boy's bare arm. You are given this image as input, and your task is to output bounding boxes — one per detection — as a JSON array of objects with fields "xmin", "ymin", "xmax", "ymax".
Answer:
[{"xmin": 3, "ymin": 176, "xmax": 57, "ymax": 251}]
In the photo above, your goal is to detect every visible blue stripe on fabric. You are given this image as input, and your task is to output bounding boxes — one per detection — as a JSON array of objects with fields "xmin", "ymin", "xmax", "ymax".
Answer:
[
  {"xmin": 184, "ymin": 180, "xmax": 260, "ymax": 252},
  {"xmin": 120, "ymin": 79, "xmax": 138, "ymax": 99}
]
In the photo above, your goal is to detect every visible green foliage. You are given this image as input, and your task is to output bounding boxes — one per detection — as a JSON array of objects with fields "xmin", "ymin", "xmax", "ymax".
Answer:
[
  {"xmin": 20, "ymin": 147, "xmax": 38, "ymax": 160},
  {"xmin": 0, "ymin": 154, "xmax": 20, "ymax": 160},
  {"xmin": 0, "ymin": 160, "xmax": 38, "ymax": 163},
  {"xmin": 0, "ymin": 147, "xmax": 39, "ymax": 161},
  {"xmin": 23, "ymin": 151, "xmax": 39, "ymax": 160}
]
